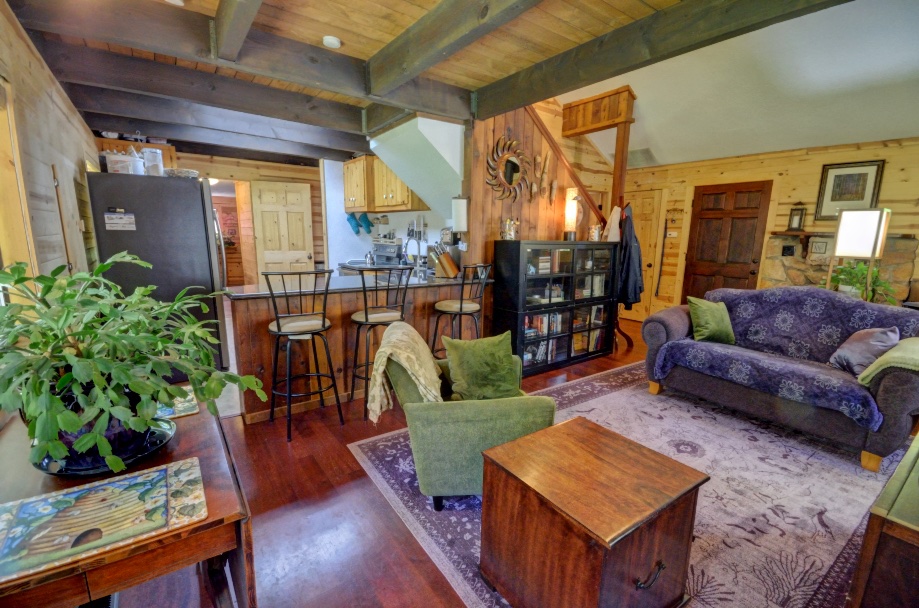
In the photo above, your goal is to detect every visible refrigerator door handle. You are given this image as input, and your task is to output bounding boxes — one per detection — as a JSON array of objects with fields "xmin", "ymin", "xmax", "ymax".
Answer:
[{"xmin": 213, "ymin": 209, "xmax": 228, "ymax": 290}]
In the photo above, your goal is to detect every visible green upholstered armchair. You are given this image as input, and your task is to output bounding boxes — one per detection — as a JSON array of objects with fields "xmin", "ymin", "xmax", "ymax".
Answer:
[{"xmin": 385, "ymin": 353, "xmax": 556, "ymax": 511}]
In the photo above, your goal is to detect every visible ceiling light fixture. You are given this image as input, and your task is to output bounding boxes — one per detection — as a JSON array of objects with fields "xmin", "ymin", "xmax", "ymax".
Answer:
[
  {"xmin": 322, "ymin": 35, "xmax": 342, "ymax": 49},
  {"xmin": 208, "ymin": 178, "xmax": 220, "ymax": 186},
  {"xmin": 164, "ymin": 0, "xmax": 185, "ymax": 6}
]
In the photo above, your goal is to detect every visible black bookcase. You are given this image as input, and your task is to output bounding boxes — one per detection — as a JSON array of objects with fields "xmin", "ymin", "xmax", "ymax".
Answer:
[{"xmin": 493, "ymin": 240, "xmax": 618, "ymax": 376}]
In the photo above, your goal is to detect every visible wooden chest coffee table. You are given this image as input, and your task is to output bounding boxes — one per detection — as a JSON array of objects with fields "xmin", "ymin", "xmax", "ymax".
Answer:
[{"xmin": 480, "ymin": 416, "xmax": 709, "ymax": 608}]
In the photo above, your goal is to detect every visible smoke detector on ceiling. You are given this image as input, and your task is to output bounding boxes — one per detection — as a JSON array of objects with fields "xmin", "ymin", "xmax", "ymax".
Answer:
[{"xmin": 322, "ymin": 35, "xmax": 342, "ymax": 49}]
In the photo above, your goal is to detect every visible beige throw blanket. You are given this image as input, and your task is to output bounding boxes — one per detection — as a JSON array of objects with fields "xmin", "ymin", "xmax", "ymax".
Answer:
[{"xmin": 366, "ymin": 322, "xmax": 443, "ymax": 423}]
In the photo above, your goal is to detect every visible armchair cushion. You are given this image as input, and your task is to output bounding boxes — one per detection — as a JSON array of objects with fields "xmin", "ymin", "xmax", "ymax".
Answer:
[{"xmin": 443, "ymin": 331, "xmax": 519, "ymax": 401}]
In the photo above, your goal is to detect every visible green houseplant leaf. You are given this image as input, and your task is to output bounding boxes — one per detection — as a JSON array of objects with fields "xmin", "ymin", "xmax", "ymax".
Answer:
[{"xmin": 0, "ymin": 253, "xmax": 266, "ymax": 473}]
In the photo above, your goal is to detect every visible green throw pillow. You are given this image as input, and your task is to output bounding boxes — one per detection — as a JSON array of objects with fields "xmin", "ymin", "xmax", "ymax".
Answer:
[
  {"xmin": 443, "ymin": 332, "xmax": 519, "ymax": 401},
  {"xmin": 687, "ymin": 296, "xmax": 735, "ymax": 345}
]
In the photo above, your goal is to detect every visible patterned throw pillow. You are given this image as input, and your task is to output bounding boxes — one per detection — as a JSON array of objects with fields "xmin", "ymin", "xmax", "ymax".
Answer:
[
  {"xmin": 443, "ymin": 332, "xmax": 519, "ymax": 401},
  {"xmin": 829, "ymin": 326, "xmax": 900, "ymax": 375},
  {"xmin": 688, "ymin": 296, "xmax": 736, "ymax": 345}
]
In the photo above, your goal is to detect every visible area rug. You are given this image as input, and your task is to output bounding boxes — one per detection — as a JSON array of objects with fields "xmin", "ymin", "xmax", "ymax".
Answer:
[{"xmin": 348, "ymin": 363, "xmax": 904, "ymax": 607}]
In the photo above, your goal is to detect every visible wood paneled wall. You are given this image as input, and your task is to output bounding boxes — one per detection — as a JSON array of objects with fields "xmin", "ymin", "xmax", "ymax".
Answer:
[
  {"xmin": 625, "ymin": 137, "xmax": 919, "ymax": 313},
  {"xmin": 468, "ymin": 108, "xmax": 577, "ymax": 266},
  {"xmin": 175, "ymin": 153, "xmax": 327, "ymax": 269},
  {"xmin": 0, "ymin": 2, "xmax": 96, "ymax": 273},
  {"xmin": 533, "ymin": 100, "xmax": 614, "ymax": 208}
]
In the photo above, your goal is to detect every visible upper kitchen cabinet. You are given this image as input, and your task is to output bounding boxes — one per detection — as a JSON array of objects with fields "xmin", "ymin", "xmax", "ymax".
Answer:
[
  {"xmin": 344, "ymin": 155, "xmax": 374, "ymax": 212},
  {"xmin": 372, "ymin": 157, "xmax": 428, "ymax": 212},
  {"xmin": 343, "ymin": 155, "xmax": 429, "ymax": 214}
]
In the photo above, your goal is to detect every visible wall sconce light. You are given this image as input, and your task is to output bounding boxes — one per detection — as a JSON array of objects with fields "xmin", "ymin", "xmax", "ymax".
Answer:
[
  {"xmin": 452, "ymin": 197, "xmax": 468, "ymax": 232},
  {"xmin": 787, "ymin": 203, "xmax": 806, "ymax": 231},
  {"xmin": 564, "ymin": 188, "xmax": 579, "ymax": 241}
]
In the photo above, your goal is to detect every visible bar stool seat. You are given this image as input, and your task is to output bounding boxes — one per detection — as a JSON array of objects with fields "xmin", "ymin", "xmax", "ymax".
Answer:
[
  {"xmin": 350, "ymin": 309, "xmax": 403, "ymax": 324},
  {"xmin": 268, "ymin": 314, "xmax": 331, "ymax": 335},
  {"xmin": 434, "ymin": 300, "xmax": 481, "ymax": 313},
  {"xmin": 264, "ymin": 271, "xmax": 343, "ymax": 441},
  {"xmin": 431, "ymin": 264, "xmax": 491, "ymax": 358}
]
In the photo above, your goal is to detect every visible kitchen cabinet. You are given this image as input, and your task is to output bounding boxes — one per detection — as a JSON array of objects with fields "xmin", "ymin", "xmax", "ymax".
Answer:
[
  {"xmin": 344, "ymin": 155, "xmax": 374, "ymax": 212},
  {"xmin": 342, "ymin": 156, "xmax": 429, "ymax": 214},
  {"xmin": 492, "ymin": 240, "xmax": 618, "ymax": 376}
]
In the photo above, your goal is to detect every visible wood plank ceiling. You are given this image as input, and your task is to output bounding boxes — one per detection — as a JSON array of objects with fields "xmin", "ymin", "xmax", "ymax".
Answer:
[{"xmin": 11, "ymin": 0, "xmax": 852, "ymax": 163}]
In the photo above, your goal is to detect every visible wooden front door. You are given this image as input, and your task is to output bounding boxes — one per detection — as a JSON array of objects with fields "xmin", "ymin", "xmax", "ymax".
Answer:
[
  {"xmin": 619, "ymin": 190, "xmax": 662, "ymax": 322},
  {"xmin": 251, "ymin": 181, "xmax": 314, "ymax": 284},
  {"xmin": 682, "ymin": 181, "xmax": 772, "ymax": 302}
]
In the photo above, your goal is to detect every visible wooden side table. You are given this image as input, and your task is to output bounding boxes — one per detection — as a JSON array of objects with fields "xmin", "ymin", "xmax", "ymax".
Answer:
[
  {"xmin": 847, "ymin": 435, "xmax": 919, "ymax": 608},
  {"xmin": 0, "ymin": 413, "xmax": 256, "ymax": 608},
  {"xmin": 480, "ymin": 417, "xmax": 709, "ymax": 608}
]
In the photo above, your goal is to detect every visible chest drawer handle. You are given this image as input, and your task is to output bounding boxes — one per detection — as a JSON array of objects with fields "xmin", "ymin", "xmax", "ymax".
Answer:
[{"xmin": 634, "ymin": 561, "xmax": 666, "ymax": 590}]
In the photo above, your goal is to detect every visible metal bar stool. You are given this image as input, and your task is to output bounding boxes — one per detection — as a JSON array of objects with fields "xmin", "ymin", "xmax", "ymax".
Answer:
[
  {"xmin": 264, "ymin": 270, "xmax": 343, "ymax": 441},
  {"xmin": 431, "ymin": 263, "xmax": 491, "ymax": 358},
  {"xmin": 349, "ymin": 266, "xmax": 412, "ymax": 418}
]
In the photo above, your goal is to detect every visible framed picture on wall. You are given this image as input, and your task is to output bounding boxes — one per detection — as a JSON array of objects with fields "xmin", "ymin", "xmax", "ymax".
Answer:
[{"xmin": 814, "ymin": 160, "xmax": 885, "ymax": 220}]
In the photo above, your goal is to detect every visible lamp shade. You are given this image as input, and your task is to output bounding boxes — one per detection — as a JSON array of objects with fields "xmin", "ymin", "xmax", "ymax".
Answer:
[
  {"xmin": 452, "ymin": 197, "xmax": 468, "ymax": 232},
  {"xmin": 833, "ymin": 209, "xmax": 891, "ymax": 259},
  {"xmin": 565, "ymin": 188, "xmax": 579, "ymax": 232}
]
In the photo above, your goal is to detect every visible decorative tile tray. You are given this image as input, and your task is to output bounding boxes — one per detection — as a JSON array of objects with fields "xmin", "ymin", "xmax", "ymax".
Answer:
[
  {"xmin": 0, "ymin": 457, "xmax": 207, "ymax": 583},
  {"xmin": 155, "ymin": 389, "xmax": 200, "ymax": 420}
]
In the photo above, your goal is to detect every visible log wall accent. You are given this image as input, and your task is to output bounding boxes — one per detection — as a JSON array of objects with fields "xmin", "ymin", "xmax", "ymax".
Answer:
[
  {"xmin": 625, "ymin": 137, "xmax": 919, "ymax": 313},
  {"xmin": 0, "ymin": 1, "xmax": 96, "ymax": 273}
]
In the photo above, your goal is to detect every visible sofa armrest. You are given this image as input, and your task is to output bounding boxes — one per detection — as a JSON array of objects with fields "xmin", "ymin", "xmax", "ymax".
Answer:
[
  {"xmin": 403, "ymin": 396, "xmax": 556, "ymax": 497},
  {"xmin": 865, "ymin": 368, "xmax": 919, "ymax": 456},
  {"xmin": 641, "ymin": 305, "xmax": 692, "ymax": 379}
]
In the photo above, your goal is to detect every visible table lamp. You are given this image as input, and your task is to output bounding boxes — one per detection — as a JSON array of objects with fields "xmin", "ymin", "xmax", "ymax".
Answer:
[
  {"xmin": 564, "ymin": 188, "xmax": 579, "ymax": 241},
  {"xmin": 824, "ymin": 208, "xmax": 892, "ymax": 297}
]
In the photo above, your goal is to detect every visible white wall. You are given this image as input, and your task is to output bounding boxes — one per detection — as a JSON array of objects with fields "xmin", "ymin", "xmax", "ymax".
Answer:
[{"xmin": 321, "ymin": 159, "xmax": 446, "ymax": 270}]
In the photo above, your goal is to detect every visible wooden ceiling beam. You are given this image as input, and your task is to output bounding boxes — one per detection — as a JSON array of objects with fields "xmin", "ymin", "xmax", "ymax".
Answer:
[
  {"xmin": 65, "ymin": 84, "xmax": 370, "ymax": 154},
  {"xmin": 363, "ymin": 104, "xmax": 413, "ymax": 136},
  {"xmin": 367, "ymin": 0, "xmax": 540, "ymax": 96},
  {"xmin": 214, "ymin": 0, "xmax": 263, "ymax": 61},
  {"xmin": 82, "ymin": 113, "xmax": 354, "ymax": 162},
  {"xmin": 474, "ymin": 0, "xmax": 854, "ymax": 119},
  {"xmin": 10, "ymin": 0, "xmax": 472, "ymax": 120},
  {"xmin": 41, "ymin": 41, "xmax": 365, "ymax": 134}
]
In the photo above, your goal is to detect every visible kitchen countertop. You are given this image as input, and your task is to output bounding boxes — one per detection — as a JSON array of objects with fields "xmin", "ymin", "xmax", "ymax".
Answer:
[{"xmin": 226, "ymin": 268, "xmax": 481, "ymax": 300}]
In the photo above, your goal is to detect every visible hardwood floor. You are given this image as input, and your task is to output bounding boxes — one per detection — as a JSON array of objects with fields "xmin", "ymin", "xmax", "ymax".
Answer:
[{"xmin": 117, "ymin": 321, "xmax": 646, "ymax": 608}]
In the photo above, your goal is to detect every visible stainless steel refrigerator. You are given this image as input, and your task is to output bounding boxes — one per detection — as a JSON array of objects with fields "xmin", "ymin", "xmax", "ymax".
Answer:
[{"xmin": 87, "ymin": 173, "xmax": 229, "ymax": 370}]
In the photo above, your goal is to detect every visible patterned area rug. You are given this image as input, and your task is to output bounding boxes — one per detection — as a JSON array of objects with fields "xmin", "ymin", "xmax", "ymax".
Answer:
[{"xmin": 348, "ymin": 363, "xmax": 904, "ymax": 607}]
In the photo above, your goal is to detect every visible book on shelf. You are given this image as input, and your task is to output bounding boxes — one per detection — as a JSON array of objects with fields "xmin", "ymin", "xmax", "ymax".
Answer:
[
  {"xmin": 548, "ymin": 339, "xmax": 556, "ymax": 362},
  {"xmin": 535, "ymin": 341, "xmax": 548, "ymax": 362}
]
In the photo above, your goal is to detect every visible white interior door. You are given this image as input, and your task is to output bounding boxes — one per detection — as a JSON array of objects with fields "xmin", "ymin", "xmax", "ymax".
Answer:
[
  {"xmin": 620, "ymin": 190, "xmax": 662, "ymax": 322},
  {"xmin": 251, "ymin": 181, "xmax": 314, "ymax": 284}
]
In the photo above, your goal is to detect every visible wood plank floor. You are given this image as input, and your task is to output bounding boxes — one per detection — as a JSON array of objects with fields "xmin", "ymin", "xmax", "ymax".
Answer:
[{"xmin": 117, "ymin": 320, "xmax": 647, "ymax": 608}]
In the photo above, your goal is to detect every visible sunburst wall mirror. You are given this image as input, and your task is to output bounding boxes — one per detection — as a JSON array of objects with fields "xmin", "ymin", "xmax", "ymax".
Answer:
[{"xmin": 486, "ymin": 136, "xmax": 530, "ymax": 202}]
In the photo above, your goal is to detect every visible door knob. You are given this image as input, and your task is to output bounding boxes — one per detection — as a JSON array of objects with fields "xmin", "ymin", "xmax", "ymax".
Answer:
[
  {"xmin": 752, "ymin": 258, "xmax": 760, "ymax": 264},
  {"xmin": 750, "ymin": 270, "xmax": 758, "ymax": 275},
  {"xmin": 646, "ymin": 263, "xmax": 652, "ymax": 268}
]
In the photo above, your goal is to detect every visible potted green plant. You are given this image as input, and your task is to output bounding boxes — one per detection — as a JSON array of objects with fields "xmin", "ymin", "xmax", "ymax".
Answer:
[
  {"xmin": 0, "ymin": 252, "xmax": 266, "ymax": 474},
  {"xmin": 829, "ymin": 260, "xmax": 897, "ymax": 304}
]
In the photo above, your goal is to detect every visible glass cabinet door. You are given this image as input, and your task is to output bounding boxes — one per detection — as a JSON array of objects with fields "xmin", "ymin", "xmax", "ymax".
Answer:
[
  {"xmin": 526, "ymin": 248, "xmax": 552, "ymax": 275},
  {"xmin": 551, "ymin": 248, "xmax": 573, "ymax": 274},
  {"xmin": 525, "ymin": 276, "xmax": 571, "ymax": 307}
]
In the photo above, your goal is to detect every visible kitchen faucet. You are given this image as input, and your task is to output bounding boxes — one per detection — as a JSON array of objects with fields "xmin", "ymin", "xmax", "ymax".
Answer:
[{"xmin": 402, "ymin": 236, "xmax": 425, "ymax": 280}]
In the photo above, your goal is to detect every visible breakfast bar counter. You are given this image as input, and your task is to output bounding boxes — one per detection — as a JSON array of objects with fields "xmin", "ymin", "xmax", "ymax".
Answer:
[{"xmin": 226, "ymin": 273, "xmax": 487, "ymax": 423}]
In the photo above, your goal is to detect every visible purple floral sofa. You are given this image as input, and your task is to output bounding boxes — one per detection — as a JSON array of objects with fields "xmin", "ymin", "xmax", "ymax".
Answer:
[{"xmin": 642, "ymin": 286, "xmax": 919, "ymax": 470}]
